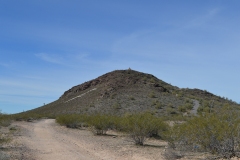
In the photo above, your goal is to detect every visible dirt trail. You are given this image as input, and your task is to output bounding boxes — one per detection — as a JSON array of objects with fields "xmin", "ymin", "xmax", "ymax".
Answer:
[
  {"xmin": 14, "ymin": 119, "xmax": 165, "ymax": 160},
  {"xmin": 15, "ymin": 119, "xmax": 101, "ymax": 160},
  {"xmin": 191, "ymin": 100, "xmax": 200, "ymax": 115}
]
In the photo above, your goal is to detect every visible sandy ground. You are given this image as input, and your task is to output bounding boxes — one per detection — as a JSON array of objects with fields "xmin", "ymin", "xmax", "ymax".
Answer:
[{"xmin": 12, "ymin": 119, "xmax": 167, "ymax": 160}]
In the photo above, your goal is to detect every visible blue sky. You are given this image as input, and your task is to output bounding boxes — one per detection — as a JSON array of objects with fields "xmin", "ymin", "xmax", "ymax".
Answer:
[{"xmin": 0, "ymin": 0, "xmax": 240, "ymax": 114}]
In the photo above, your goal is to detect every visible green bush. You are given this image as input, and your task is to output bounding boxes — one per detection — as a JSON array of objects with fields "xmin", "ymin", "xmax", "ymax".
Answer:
[
  {"xmin": 121, "ymin": 112, "xmax": 168, "ymax": 145},
  {"xmin": 0, "ymin": 133, "xmax": 10, "ymax": 144},
  {"xmin": 185, "ymin": 103, "xmax": 193, "ymax": 110},
  {"xmin": 178, "ymin": 103, "xmax": 193, "ymax": 113},
  {"xmin": 178, "ymin": 106, "xmax": 187, "ymax": 112},
  {"xmin": 155, "ymin": 102, "xmax": 163, "ymax": 109},
  {"xmin": 13, "ymin": 112, "xmax": 55, "ymax": 121},
  {"xmin": 88, "ymin": 114, "xmax": 114, "ymax": 135},
  {"xmin": 166, "ymin": 107, "xmax": 177, "ymax": 115},
  {"xmin": 0, "ymin": 115, "xmax": 12, "ymax": 127},
  {"xmin": 152, "ymin": 100, "xmax": 163, "ymax": 109},
  {"xmin": 0, "ymin": 113, "xmax": 12, "ymax": 150},
  {"xmin": 149, "ymin": 92, "xmax": 156, "ymax": 98},
  {"xmin": 112, "ymin": 103, "xmax": 122, "ymax": 110},
  {"xmin": 56, "ymin": 112, "xmax": 170, "ymax": 145},
  {"xmin": 166, "ymin": 106, "xmax": 240, "ymax": 159},
  {"xmin": 56, "ymin": 114, "xmax": 89, "ymax": 128}
]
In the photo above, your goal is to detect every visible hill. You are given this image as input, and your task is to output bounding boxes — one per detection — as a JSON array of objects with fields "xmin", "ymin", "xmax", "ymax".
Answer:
[{"xmin": 26, "ymin": 69, "xmax": 239, "ymax": 116}]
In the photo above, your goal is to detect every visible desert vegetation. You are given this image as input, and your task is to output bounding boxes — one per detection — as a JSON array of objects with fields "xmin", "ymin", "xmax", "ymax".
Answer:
[
  {"xmin": 0, "ymin": 114, "xmax": 11, "ymax": 144},
  {"xmin": 0, "ymin": 112, "xmax": 15, "ymax": 160},
  {"xmin": 55, "ymin": 104, "xmax": 240, "ymax": 159},
  {"xmin": 56, "ymin": 112, "xmax": 168, "ymax": 145},
  {"xmin": 166, "ymin": 105, "xmax": 240, "ymax": 159},
  {"xmin": 120, "ymin": 112, "xmax": 168, "ymax": 145}
]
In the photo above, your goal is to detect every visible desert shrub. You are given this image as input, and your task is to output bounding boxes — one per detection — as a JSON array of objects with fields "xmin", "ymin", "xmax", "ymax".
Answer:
[
  {"xmin": 150, "ymin": 78, "xmax": 156, "ymax": 83},
  {"xmin": 152, "ymin": 100, "xmax": 163, "ymax": 109},
  {"xmin": 57, "ymin": 113, "xmax": 123, "ymax": 134},
  {"xmin": 0, "ymin": 133, "xmax": 10, "ymax": 144},
  {"xmin": 0, "ymin": 130, "xmax": 11, "ymax": 160},
  {"xmin": 184, "ymin": 98, "xmax": 191, "ymax": 103},
  {"xmin": 0, "ymin": 115, "xmax": 11, "ymax": 127},
  {"xmin": 197, "ymin": 106, "xmax": 210, "ymax": 114},
  {"xmin": 56, "ymin": 114, "xmax": 89, "ymax": 128},
  {"xmin": 13, "ymin": 112, "xmax": 55, "ymax": 121},
  {"xmin": 185, "ymin": 103, "xmax": 193, "ymax": 110},
  {"xmin": 56, "ymin": 114, "xmax": 79, "ymax": 128},
  {"xmin": 0, "ymin": 115, "xmax": 11, "ymax": 148},
  {"xmin": 109, "ymin": 116, "xmax": 123, "ymax": 131},
  {"xmin": 9, "ymin": 126, "xmax": 17, "ymax": 131},
  {"xmin": 166, "ymin": 107, "xmax": 177, "ymax": 115},
  {"xmin": 0, "ymin": 120, "xmax": 11, "ymax": 127},
  {"xmin": 167, "ymin": 103, "xmax": 174, "ymax": 108},
  {"xmin": 112, "ymin": 103, "xmax": 122, "ymax": 110},
  {"xmin": 178, "ymin": 103, "xmax": 193, "ymax": 113},
  {"xmin": 164, "ymin": 114, "xmax": 189, "ymax": 121},
  {"xmin": 197, "ymin": 100, "xmax": 217, "ymax": 114},
  {"xmin": 88, "ymin": 104, "xmax": 95, "ymax": 108},
  {"xmin": 149, "ymin": 92, "xmax": 156, "ymax": 98},
  {"xmin": 142, "ymin": 76, "xmax": 147, "ymax": 83},
  {"xmin": 155, "ymin": 102, "xmax": 163, "ymax": 109},
  {"xmin": 0, "ymin": 112, "xmax": 11, "ymax": 126},
  {"xmin": 121, "ymin": 112, "xmax": 168, "ymax": 145},
  {"xmin": 129, "ymin": 96, "xmax": 135, "ymax": 100},
  {"xmin": 88, "ymin": 114, "xmax": 114, "ymax": 135},
  {"xmin": 166, "ymin": 106, "xmax": 240, "ymax": 159},
  {"xmin": 178, "ymin": 106, "xmax": 187, "ymax": 113}
]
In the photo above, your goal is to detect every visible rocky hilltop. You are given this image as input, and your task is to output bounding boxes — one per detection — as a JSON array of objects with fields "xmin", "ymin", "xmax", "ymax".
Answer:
[{"xmin": 27, "ymin": 69, "xmax": 238, "ymax": 116}]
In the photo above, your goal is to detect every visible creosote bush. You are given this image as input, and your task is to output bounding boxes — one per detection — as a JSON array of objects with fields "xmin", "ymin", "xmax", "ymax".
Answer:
[
  {"xmin": 88, "ymin": 114, "xmax": 114, "ymax": 135},
  {"xmin": 149, "ymin": 92, "xmax": 156, "ymax": 98},
  {"xmin": 13, "ymin": 113, "xmax": 55, "ymax": 121},
  {"xmin": 0, "ymin": 111, "xmax": 12, "ymax": 127},
  {"xmin": 0, "ymin": 116, "xmax": 11, "ymax": 127},
  {"xmin": 0, "ymin": 133, "xmax": 10, "ymax": 145},
  {"xmin": 166, "ymin": 106, "xmax": 240, "ymax": 159},
  {"xmin": 56, "ymin": 114, "xmax": 116, "ymax": 135},
  {"xmin": 56, "ymin": 112, "xmax": 169, "ymax": 145},
  {"xmin": 56, "ymin": 114, "xmax": 89, "ymax": 128},
  {"xmin": 0, "ymin": 113, "xmax": 12, "ymax": 152},
  {"xmin": 120, "ymin": 112, "xmax": 168, "ymax": 145}
]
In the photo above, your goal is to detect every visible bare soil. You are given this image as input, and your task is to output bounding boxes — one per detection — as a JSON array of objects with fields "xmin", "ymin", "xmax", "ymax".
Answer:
[{"xmin": 12, "ymin": 119, "xmax": 167, "ymax": 160}]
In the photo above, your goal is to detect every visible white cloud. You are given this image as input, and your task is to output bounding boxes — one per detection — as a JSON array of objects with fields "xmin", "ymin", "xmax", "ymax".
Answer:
[{"xmin": 35, "ymin": 53, "xmax": 64, "ymax": 64}]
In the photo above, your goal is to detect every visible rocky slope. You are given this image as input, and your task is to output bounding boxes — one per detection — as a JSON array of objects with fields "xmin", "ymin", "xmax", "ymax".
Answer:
[{"xmin": 26, "ymin": 69, "xmax": 239, "ymax": 116}]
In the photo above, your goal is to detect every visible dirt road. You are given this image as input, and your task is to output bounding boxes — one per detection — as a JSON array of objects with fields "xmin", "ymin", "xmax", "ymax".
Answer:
[
  {"xmin": 14, "ymin": 119, "xmax": 165, "ymax": 160},
  {"xmin": 15, "ymin": 119, "xmax": 101, "ymax": 160}
]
